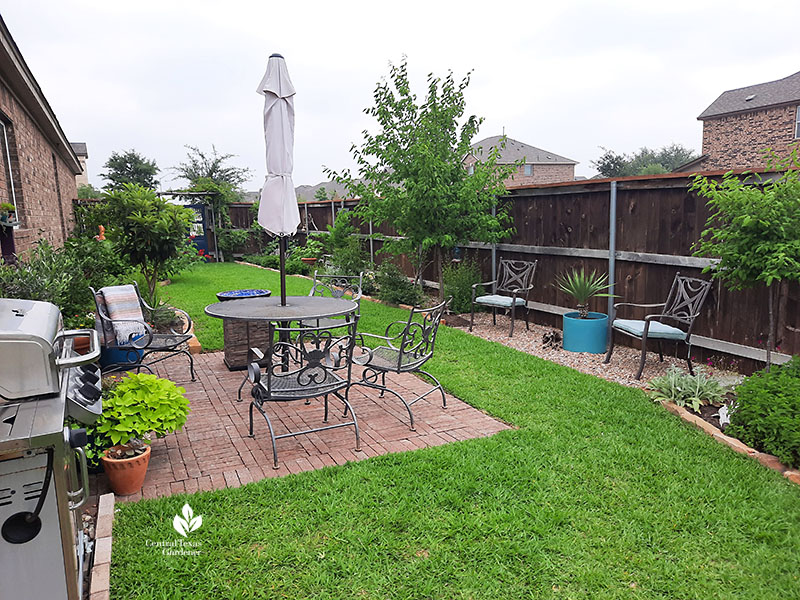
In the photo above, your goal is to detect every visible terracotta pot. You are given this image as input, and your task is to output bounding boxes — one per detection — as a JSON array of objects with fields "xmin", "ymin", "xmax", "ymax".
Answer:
[
  {"xmin": 300, "ymin": 257, "xmax": 317, "ymax": 265},
  {"xmin": 73, "ymin": 334, "xmax": 91, "ymax": 355},
  {"xmin": 101, "ymin": 444, "xmax": 151, "ymax": 495}
]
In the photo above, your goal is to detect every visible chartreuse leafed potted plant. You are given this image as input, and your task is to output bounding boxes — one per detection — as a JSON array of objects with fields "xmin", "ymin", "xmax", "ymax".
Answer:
[
  {"xmin": 556, "ymin": 268, "xmax": 614, "ymax": 353},
  {"xmin": 97, "ymin": 373, "xmax": 190, "ymax": 495}
]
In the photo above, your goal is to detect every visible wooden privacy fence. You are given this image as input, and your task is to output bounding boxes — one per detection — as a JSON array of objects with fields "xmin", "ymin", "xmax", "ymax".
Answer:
[{"xmin": 231, "ymin": 173, "xmax": 799, "ymax": 370}]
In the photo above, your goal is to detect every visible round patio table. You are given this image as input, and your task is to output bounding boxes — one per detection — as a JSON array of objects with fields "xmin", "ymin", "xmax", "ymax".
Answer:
[
  {"xmin": 205, "ymin": 296, "xmax": 358, "ymax": 371},
  {"xmin": 205, "ymin": 296, "xmax": 357, "ymax": 322}
]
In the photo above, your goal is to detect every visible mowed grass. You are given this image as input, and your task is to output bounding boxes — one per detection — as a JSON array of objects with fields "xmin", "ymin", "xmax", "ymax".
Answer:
[{"xmin": 112, "ymin": 263, "xmax": 800, "ymax": 599}]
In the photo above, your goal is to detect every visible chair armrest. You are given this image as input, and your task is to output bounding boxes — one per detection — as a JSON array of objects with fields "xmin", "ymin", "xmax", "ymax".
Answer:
[
  {"xmin": 169, "ymin": 307, "xmax": 193, "ymax": 335},
  {"xmin": 105, "ymin": 318, "xmax": 153, "ymax": 349},
  {"xmin": 382, "ymin": 319, "xmax": 409, "ymax": 338},
  {"xmin": 472, "ymin": 280, "xmax": 496, "ymax": 302},
  {"xmin": 612, "ymin": 302, "xmax": 665, "ymax": 311}
]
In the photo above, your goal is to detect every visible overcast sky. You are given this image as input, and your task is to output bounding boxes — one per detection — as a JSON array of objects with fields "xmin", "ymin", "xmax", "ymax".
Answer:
[{"xmin": 2, "ymin": 1, "xmax": 799, "ymax": 192}]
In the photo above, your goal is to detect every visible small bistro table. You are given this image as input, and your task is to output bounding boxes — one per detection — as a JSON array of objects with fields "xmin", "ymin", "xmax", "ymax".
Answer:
[{"xmin": 204, "ymin": 296, "xmax": 358, "ymax": 370}]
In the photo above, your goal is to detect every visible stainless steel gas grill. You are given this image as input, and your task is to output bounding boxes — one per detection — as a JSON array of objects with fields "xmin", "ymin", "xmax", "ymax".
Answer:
[{"xmin": 0, "ymin": 298, "xmax": 102, "ymax": 600}]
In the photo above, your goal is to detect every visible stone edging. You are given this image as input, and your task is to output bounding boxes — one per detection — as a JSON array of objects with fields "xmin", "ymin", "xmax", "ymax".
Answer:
[
  {"xmin": 89, "ymin": 492, "xmax": 115, "ymax": 600},
  {"xmin": 663, "ymin": 402, "xmax": 800, "ymax": 486}
]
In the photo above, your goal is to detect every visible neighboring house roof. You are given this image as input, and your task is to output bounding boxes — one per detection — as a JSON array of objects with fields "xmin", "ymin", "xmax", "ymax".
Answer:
[
  {"xmin": 469, "ymin": 135, "xmax": 578, "ymax": 165},
  {"xmin": 70, "ymin": 142, "xmax": 88, "ymax": 157},
  {"xmin": 0, "ymin": 16, "xmax": 81, "ymax": 174},
  {"xmin": 698, "ymin": 70, "xmax": 800, "ymax": 120},
  {"xmin": 672, "ymin": 154, "xmax": 709, "ymax": 173}
]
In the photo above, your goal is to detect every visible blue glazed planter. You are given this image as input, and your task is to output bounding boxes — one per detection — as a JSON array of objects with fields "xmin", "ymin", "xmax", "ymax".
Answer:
[{"xmin": 563, "ymin": 311, "xmax": 609, "ymax": 354}]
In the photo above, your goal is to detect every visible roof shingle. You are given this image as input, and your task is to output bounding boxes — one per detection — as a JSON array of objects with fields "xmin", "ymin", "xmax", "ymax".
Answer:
[
  {"xmin": 698, "ymin": 71, "xmax": 800, "ymax": 120},
  {"xmin": 469, "ymin": 136, "xmax": 577, "ymax": 165}
]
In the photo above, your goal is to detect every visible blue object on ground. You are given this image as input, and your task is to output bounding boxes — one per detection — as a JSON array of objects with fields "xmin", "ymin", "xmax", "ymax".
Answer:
[
  {"xmin": 563, "ymin": 311, "xmax": 609, "ymax": 354},
  {"xmin": 216, "ymin": 289, "xmax": 272, "ymax": 302}
]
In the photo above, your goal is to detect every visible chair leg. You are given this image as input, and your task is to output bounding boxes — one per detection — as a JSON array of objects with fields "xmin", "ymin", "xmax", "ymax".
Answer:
[
  {"xmin": 470, "ymin": 302, "xmax": 475, "ymax": 332},
  {"xmin": 418, "ymin": 369, "xmax": 446, "ymax": 409},
  {"xmin": 509, "ymin": 306, "xmax": 516, "ymax": 338},
  {"xmin": 686, "ymin": 343, "xmax": 695, "ymax": 375},
  {"xmin": 635, "ymin": 334, "xmax": 649, "ymax": 380},
  {"xmin": 340, "ymin": 394, "xmax": 361, "ymax": 452},
  {"xmin": 323, "ymin": 395, "xmax": 329, "ymax": 422},
  {"xmin": 250, "ymin": 400, "xmax": 279, "ymax": 469},
  {"xmin": 525, "ymin": 306, "xmax": 530, "ymax": 331},
  {"xmin": 603, "ymin": 329, "xmax": 616, "ymax": 364},
  {"xmin": 658, "ymin": 341, "xmax": 664, "ymax": 362},
  {"xmin": 492, "ymin": 307, "xmax": 497, "ymax": 325}
]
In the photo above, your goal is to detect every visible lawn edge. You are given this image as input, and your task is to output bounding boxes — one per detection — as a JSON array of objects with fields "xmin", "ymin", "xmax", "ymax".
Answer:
[{"xmin": 663, "ymin": 401, "xmax": 800, "ymax": 485}]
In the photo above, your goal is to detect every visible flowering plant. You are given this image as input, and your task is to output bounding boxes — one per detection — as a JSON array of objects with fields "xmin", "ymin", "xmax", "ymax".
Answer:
[{"xmin": 64, "ymin": 311, "xmax": 96, "ymax": 330}]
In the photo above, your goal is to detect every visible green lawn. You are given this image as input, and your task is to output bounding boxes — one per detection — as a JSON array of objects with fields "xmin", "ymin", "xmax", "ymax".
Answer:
[{"xmin": 112, "ymin": 263, "xmax": 800, "ymax": 599}]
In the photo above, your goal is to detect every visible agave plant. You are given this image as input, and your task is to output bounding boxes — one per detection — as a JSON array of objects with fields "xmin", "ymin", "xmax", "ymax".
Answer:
[{"xmin": 555, "ymin": 268, "xmax": 614, "ymax": 318}]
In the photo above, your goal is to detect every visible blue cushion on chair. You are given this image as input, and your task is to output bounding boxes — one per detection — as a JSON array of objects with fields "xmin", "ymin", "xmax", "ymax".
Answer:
[
  {"xmin": 475, "ymin": 294, "xmax": 526, "ymax": 308},
  {"xmin": 613, "ymin": 319, "xmax": 687, "ymax": 341}
]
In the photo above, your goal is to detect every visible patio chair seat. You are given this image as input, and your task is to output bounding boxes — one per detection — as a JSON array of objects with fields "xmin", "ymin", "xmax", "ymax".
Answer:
[
  {"xmin": 474, "ymin": 294, "xmax": 526, "ymax": 308},
  {"xmin": 612, "ymin": 319, "xmax": 687, "ymax": 341},
  {"xmin": 265, "ymin": 369, "xmax": 346, "ymax": 399},
  {"xmin": 360, "ymin": 345, "xmax": 429, "ymax": 372},
  {"xmin": 147, "ymin": 333, "xmax": 194, "ymax": 350}
]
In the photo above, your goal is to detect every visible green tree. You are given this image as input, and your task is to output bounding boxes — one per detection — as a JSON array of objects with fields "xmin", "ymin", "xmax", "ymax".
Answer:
[
  {"xmin": 174, "ymin": 145, "xmax": 251, "ymax": 187},
  {"xmin": 329, "ymin": 59, "xmax": 514, "ymax": 298},
  {"xmin": 77, "ymin": 183, "xmax": 103, "ymax": 199},
  {"xmin": 691, "ymin": 147, "xmax": 800, "ymax": 368},
  {"xmin": 103, "ymin": 184, "xmax": 198, "ymax": 301},
  {"xmin": 592, "ymin": 144, "xmax": 698, "ymax": 177},
  {"xmin": 313, "ymin": 187, "xmax": 329, "ymax": 202},
  {"xmin": 101, "ymin": 150, "xmax": 159, "ymax": 191}
]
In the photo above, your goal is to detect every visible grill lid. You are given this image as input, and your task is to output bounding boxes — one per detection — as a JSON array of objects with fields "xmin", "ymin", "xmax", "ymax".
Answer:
[{"xmin": 0, "ymin": 299, "xmax": 63, "ymax": 401}]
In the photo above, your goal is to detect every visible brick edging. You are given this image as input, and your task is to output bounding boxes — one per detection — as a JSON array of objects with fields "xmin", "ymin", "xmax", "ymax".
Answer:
[
  {"xmin": 89, "ymin": 492, "xmax": 115, "ymax": 600},
  {"xmin": 663, "ymin": 402, "xmax": 800, "ymax": 486}
]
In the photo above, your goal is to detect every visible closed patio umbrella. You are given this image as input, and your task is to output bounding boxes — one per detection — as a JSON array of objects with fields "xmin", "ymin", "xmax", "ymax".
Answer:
[{"xmin": 257, "ymin": 53, "xmax": 299, "ymax": 305}]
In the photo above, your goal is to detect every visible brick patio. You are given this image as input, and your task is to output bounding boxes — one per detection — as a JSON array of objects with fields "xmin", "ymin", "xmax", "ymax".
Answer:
[{"xmin": 90, "ymin": 352, "xmax": 510, "ymax": 502}]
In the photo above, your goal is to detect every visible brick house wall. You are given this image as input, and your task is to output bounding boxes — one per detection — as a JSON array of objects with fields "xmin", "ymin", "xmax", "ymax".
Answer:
[
  {"xmin": 701, "ymin": 104, "xmax": 799, "ymax": 170},
  {"xmin": 504, "ymin": 163, "xmax": 575, "ymax": 187},
  {"xmin": 0, "ymin": 77, "xmax": 78, "ymax": 254},
  {"xmin": 462, "ymin": 156, "xmax": 575, "ymax": 188}
]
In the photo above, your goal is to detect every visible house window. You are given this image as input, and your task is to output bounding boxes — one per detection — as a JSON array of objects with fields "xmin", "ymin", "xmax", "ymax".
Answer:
[
  {"xmin": 0, "ymin": 118, "xmax": 19, "ymax": 227},
  {"xmin": 796, "ymin": 105, "xmax": 800, "ymax": 138},
  {"xmin": 467, "ymin": 164, "xmax": 474, "ymax": 175},
  {"xmin": 524, "ymin": 164, "xmax": 533, "ymax": 176}
]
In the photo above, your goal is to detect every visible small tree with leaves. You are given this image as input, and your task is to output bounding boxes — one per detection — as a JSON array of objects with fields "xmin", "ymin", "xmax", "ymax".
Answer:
[
  {"xmin": 691, "ymin": 147, "xmax": 800, "ymax": 368},
  {"xmin": 174, "ymin": 145, "xmax": 251, "ymax": 188},
  {"xmin": 103, "ymin": 184, "xmax": 198, "ymax": 301},
  {"xmin": 101, "ymin": 150, "xmax": 159, "ymax": 191},
  {"xmin": 329, "ymin": 58, "xmax": 514, "ymax": 298}
]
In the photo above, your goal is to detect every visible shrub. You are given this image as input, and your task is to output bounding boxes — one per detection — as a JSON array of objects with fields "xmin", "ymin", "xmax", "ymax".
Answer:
[
  {"xmin": 376, "ymin": 262, "xmax": 422, "ymax": 306},
  {"xmin": 285, "ymin": 257, "xmax": 312, "ymax": 276},
  {"xmin": 647, "ymin": 366, "xmax": 725, "ymax": 413},
  {"xmin": 330, "ymin": 236, "xmax": 367, "ymax": 275},
  {"xmin": 216, "ymin": 228, "xmax": 252, "ymax": 260},
  {"xmin": 242, "ymin": 253, "xmax": 280, "ymax": 269},
  {"xmin": 95, "ymin": 373, "xmax": 190, "ymax": 447},
  {"xmin": 727, "ymin": 357, "xmax": 800, "ymax": 468},
  {"xmin": 443, "ymin": 260, "xmax": 484, "ymax": 314},
  {"xmin": 292, "ymin": 235, "xmax": 325, "ymax": 260}
]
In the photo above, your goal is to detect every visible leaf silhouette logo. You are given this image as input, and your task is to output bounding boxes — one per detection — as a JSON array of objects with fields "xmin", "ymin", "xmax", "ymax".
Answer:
[{"xmin": 173, "ymin": 503, "xmax": 203, "ymax": 537}]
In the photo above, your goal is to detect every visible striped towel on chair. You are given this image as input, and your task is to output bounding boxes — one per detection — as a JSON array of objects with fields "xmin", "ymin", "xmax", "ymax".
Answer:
[{"xmin": 100, "ymin": 285, "xmax": 147, "ymax": 344}]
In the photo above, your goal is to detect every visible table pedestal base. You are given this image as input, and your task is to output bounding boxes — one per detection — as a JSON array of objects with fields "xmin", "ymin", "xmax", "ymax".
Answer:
[{"xmin": 223, "ymin": 319, "xmax": 271, "ymax": 371}]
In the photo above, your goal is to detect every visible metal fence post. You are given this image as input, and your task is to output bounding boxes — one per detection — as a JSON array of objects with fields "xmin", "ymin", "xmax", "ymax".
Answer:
[{"xmin": 607, "ymin": 181, "xmax": 617, "ymax": 344}]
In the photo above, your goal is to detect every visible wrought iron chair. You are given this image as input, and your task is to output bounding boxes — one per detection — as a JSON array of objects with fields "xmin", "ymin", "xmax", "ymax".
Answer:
[
  {"xmin": 470, "ymin": 258, "xmax": 537, "ymax": 337},
  {"xmin": 247, "ymin": 317, "xmax": 361, "ymax": 469},
  {"xmin": 91, "ymin": 282, "xmax": 195, "ymax": 381},
  {"xmin": 352, "ymin": 297, "xmax": 450, "ymax": 431},
  {"xmin": 304, "ymin": 271, "xmax": 364, "ymax": 330},
  {"xmin": 603, "ymin": 273, "xmax": 712, "ymax": 380}
]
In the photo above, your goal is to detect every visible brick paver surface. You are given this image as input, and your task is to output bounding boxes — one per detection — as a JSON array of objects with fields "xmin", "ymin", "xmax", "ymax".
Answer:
[{"xmin": 91, "ymin": 352, "xmax": 509, "ymax": 502}]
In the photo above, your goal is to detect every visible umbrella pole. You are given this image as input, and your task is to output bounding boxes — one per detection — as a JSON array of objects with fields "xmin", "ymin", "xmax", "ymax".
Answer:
[{"xmin": 279, "ymin": 236, "xmax": 287, "ymax": 306}]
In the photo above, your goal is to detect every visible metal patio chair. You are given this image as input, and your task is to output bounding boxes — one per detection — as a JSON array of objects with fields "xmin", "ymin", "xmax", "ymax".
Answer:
[
  {"xmin": 470, "ymin": 258, "xmax": 537, "ymax": 337},
  {"xmin": 304, "ymin": 271, "xmax": 364, "ymax": 330},
  {"xmin": 351, "ymin": 297, "xmax": 450, "ymax": 431},
  {"xmin": 91, "ymin": 282, "xmax": 195, "ymax": 381},
  {"xmin": 603, "ymin": 273, "xmax": 712, "ymax": 380},
  {"xmin": 246, "ymin": 317, "xmax": 361, "ymax": 469}
]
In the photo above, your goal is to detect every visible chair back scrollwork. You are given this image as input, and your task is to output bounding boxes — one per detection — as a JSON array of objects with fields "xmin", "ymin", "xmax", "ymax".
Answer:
[
  {"xmin": 395, "ymin": 297, "xmax": 451, "ymax": 370},
  {"xmin": 496, "ymin": 259, "xmax": 537, "ymax": 296},
  {"xmin": 662, "ymin": 274, "xmax": 712, "ymax": 327},
  {"xmin": 264, "ymin": 317, "xmax": 359, "ymax": 398}
]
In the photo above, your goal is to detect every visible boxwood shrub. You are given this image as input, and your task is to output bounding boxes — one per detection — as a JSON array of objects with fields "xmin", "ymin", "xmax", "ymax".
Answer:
[{"xmin": 727, "ymin": 357, "xmax": 800, "ymax": 468}]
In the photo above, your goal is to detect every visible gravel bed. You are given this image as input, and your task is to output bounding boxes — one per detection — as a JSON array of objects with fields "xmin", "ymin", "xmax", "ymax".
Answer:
[{"xmin": 448, "ymin": 312, "xmax": 742, "ymax": 390}]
